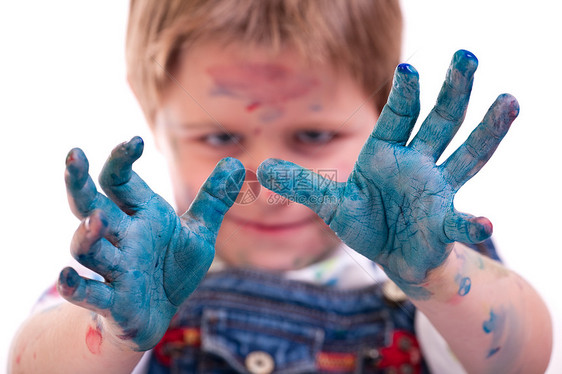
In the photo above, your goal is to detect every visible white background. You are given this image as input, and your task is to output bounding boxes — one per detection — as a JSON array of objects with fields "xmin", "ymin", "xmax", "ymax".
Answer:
[{"xmin": 0, "ymin": 1, "xmax": 560, "ymax": 372}]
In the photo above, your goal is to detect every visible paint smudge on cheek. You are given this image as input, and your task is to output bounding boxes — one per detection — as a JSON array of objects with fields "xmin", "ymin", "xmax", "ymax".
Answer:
[{"xmin": 85, "ymin": 326, "xmax": 103, "ymax": 355}]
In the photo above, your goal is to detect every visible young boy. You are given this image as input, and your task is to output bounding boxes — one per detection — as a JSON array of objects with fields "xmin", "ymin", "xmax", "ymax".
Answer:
[{"xmin": 9, "ymin": 1, "xmax": 552, "ymax": 373}]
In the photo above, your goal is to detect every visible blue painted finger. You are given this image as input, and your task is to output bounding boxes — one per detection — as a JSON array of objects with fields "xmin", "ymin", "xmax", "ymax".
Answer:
[
  {"xmin": 99, "ymin": 137, "xmax": 155, "ymax": 214},
  {"xmin": 410, "ymin": 50, "xmax": 478, "ymax": 160},
  {"xmin": 257, "ymin": 158, "xmax": 345, "ymax": 224},
  {"xmin": 371, "ymin": 63, "xmax": 420, "ymax": 144},
  {"xmin": 442, "ymin": 94, "xmax": 519, "ymax": 190},
  {"xmin": 183, "ymin": 157, "xmax": 245, "ymax": 238},
  {"xmin": 65, "ymin": 148, "xmax": 128, "ymax": 236},
  {"xmin": 70, "ymin": 210, "xmax": 123, "ymax": 281},
  {"xmin": 57, "ymin": 267, "xmax": 114, "ymax": 316},
  {"xmin": 444, "ymin": 210, "xmax": 493, "ymax": 244}
]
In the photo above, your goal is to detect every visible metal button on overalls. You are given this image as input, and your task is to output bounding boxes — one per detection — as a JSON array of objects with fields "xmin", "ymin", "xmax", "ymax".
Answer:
[{"xmin": 245, "ymin": 351, "xmax": 275, "ymax": 374}]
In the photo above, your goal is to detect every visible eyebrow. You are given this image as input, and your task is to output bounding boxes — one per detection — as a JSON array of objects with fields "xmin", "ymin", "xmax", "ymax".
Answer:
[{"xmin": 167, "ymin": 121, "xmax": 223, "ymax": 130}]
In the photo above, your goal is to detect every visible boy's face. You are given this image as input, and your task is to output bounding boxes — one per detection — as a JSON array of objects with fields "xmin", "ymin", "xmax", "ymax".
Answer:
[{"xmin": 153, "ymin": 42, "xmax": 379, "ymax": 271}]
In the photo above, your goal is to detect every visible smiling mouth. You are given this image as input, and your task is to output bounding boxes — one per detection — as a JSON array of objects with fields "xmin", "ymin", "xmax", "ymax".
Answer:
[{"xmin": 227, "ymin": 215, "xmax": 316, "ymax": 233}]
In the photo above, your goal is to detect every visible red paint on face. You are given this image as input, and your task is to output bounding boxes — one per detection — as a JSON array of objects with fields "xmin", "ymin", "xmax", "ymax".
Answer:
[
  {"xmin": 85, "ymin": 326, "xmax": 103, "ymax": 355},
  {"xmin": 246, "ymin": 101, "xmax": 261, "ymax": 112},
  {"xmin": 207, "ymin": 63, "xmax": 318, "ymax": 109}
]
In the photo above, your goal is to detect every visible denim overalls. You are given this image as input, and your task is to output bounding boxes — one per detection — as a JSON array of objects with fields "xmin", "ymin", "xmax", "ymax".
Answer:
[{"xmin": 147, "ymin": 240, "xmax": 498, "ymax": 373}]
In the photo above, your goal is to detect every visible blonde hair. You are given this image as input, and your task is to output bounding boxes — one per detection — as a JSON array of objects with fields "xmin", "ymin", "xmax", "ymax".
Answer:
[{"xmin": 126, "ymin": 0, "xmax": 403, "ymax": 126}]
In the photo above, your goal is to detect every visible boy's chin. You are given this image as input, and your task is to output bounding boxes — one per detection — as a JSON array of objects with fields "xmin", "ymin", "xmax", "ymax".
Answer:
[{"xmin": 216, "ymin": 242, "xmax": 340, "ymax": 273}]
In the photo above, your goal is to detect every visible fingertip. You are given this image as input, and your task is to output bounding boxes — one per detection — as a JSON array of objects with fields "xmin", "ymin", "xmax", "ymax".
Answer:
[
  {"xmin": 453, "ymin": 49, "xmax": 479, "ymax": 73},
  {"xmin": 65, "ymin": 148, "xmax": 89, "ymax": 188},
  {"xmin": 256, "ymin": 158, "xmax": 283, "ymax": 188},
  {"xmin": 65, "ymin": 148, "xmax": 87, "ymax": 167},
  {"xmin": 444, "ymin": 211, "xmax": 493, "ymax": 244},
  {"xmin": 58, "ymin": 267, "xmax": 80, "ymax": 297},
  {"xmin": 127, "ymin": 136, "xmax": 144, "ymax": 157},
  {"xmin": 122, "ymin": 136, "xmax": 144, "ymax": 161},
  {"xmin": 218, "ymin": 156, "xmax": 244, "ymax": 172},
  {"xmin": 397, "ymin": 63, "xmax": 419, "ymax": 76},
  {"xmin": 395, "ymin": 63, "xmax": 420, "ymax": 92},
  {"xmin": 497, "ymin": 93, "xmax": 520, "ymax": 121},
  {"xmin": 471, "ymin": 216, "xmax": 493, "ymax": 242},
  {"xmin": 111, "ymin": 137, "xmax": 144, "ymax": 163}
]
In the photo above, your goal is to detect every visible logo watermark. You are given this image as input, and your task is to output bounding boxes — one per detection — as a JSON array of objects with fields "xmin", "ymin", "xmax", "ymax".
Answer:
[{"xmin": 224, "ymin": 168, "xmax": 339, "ymax": 206}]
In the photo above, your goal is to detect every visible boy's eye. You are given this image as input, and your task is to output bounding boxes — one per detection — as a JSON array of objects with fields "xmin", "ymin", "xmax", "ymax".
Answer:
[
  {"xmin": 201, "ymin": 132, "xmax": 242, "ymax": 147},
  {"xmin": 294, "ymin": 130, "xmax": 336, "ymax": 145}
]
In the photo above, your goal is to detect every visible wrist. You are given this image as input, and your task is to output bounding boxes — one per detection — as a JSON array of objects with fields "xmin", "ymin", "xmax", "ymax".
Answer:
[
  {"xmin": 413, "ymin": 242, "xmax": 482, "ymax": 304},
  {"xmin": 381, "ymin": 243, "xmax": 455, "ymax": 301},
  {"xmin": 91, "ymin": 313, "xmax": 144, "ymax": 353}
]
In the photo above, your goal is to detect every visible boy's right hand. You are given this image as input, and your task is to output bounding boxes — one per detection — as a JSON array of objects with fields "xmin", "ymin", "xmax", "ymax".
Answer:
[{"xmin": 58, "ymin": 137, "xmax": 244, "ymax": 351}]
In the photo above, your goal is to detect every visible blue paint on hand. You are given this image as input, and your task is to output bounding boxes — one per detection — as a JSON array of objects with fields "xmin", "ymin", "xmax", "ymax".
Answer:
[
  {"xmin": 58, "ymin": 137, "xmax": 244, "ymax": 350},
  {"xmin": 257, "ymin": 50, "xmax": 519, "ymax": 299}
]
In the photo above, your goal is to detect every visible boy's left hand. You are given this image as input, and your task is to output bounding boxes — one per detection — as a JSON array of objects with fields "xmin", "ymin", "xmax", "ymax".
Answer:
[{"xmin": 257, "ymin": 50, "xmax": 519, "ymax": 298}]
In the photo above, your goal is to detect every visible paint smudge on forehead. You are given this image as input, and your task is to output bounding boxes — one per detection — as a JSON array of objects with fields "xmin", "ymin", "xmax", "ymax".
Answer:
[
  {"xmin": 309, "ymin": 103, "xmax": 323, "ymax": 112},
  {"xmin": 207, "ymin": 63, "xmax": 319, "ymax": 122}
]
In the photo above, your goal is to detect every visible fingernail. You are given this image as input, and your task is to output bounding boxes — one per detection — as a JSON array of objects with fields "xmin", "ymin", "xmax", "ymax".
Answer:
[
  {"xmin": 500, "ymin": 94, "xmax": 520, "ymax": 120},
  {"xmin": 452, "ymin": 49, "xmax": 479, "ymax": 76},
  {"xmin": 66, "ymin": 149, "xmax": 77, "ymax": 166},
  {"xmin": 473, "ymin": 216, "xmax": 493, "ymax": 241},
  {"xmin": 85, "ymin": 216, "xmax": 91, "ymax": 232},
  {"xmin": 60, "ymin": 268, "xmax": 78, "ymax": 289},
  {"xmin": 65, "ymin": 148, "xmax": 86, "ymax": 173},
  {"xmin": 126, "ymin": 136, "xmax": 144, "ymax": 156},
  {"xmin": 397, "ymin": 63, "xmax": 418, "ymax": 75}
]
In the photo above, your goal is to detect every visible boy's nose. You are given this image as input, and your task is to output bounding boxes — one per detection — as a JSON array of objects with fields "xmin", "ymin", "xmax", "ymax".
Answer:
[{"xmin": 237, "ymin": 143, "xmax": 281, "ymax": 173}]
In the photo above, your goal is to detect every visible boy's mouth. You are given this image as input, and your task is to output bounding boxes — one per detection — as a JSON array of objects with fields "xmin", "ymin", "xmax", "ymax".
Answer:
[{"xmin": 226, "ymin": 215, "xmax": 316, "ymax": 233}]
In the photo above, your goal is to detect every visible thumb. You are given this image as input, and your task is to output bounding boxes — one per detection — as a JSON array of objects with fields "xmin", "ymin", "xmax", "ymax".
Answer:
[{"xmin": 257, "ymin": 158, "xmax": 344, "ymax": 224}]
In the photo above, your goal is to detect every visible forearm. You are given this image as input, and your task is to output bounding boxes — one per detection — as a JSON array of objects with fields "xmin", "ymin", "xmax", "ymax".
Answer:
[
  {"xmin": 412, "ymin": 243, "xmax": 552, "ymax": 374},
  {"xmin": 9, "ymin": 302, "xmax": 143, "ymax": 374}
]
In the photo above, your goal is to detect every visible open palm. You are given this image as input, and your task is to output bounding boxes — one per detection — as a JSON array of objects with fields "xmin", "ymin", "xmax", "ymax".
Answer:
[{"xmin": 258, "ymin": 50, "xmax": 518, "ymax": 297}]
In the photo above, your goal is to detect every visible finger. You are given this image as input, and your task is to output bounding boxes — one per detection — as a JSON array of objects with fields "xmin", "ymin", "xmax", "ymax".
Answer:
[
  {"xmin": 98, "ymin": 136, "xmax": 156, "ymax": 214},
  {"xmin": 182, "ymin": 157, "xmax": 245, "ymax": 238},
  {"xmin": 65, "ymin": 148, "xmax": 128, "ymax": 235},
  {"xmin": 71, "ymin": 210, "xmax": 124, "ymax": 281},
  {"xmin": 441, "ymin": 94, "xmax": 519, "ymax": 190},
  {"xmin": 57, "ymin": 267, "xmax": 114, "ymax": 316},
  {"xmin": 409, "ymin": 50, "xmax": 479, "ymax": 160},
  {"xmin": 371, "ymin": 63, "xmax": 420, "ymax": 144},
  {"xmin": 443, "ymin": 210, "xmax": 493, "ymax": 244},
  {"xmin": 257, "ymin": 158, "xmax": 344, "ymax": 225}
]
